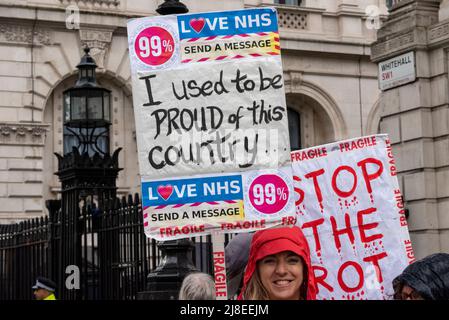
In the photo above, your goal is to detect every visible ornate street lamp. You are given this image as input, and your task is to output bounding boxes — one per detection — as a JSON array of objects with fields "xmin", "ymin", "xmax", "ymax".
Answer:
[
  {"xmin": 63, "ymin": 46, "xmax": 111, "ymax": 155},
  {"xmin": 54, "ymin": 47, "xmax": 121, "ymax": 299}
]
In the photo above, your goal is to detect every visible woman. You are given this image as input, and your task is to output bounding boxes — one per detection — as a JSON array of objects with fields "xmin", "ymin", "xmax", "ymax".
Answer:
[
  {"xmin": 393, "ymin": 253, "xmax": 449, "ymax": 300},
  {"xmin": 239, "ymin": 226, "xmax": 316, "ymax": 300}
]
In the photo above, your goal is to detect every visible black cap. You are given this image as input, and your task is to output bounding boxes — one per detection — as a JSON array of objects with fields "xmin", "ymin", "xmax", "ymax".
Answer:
[{"xmin": 32, "ymin": 277, "xmax": 56, "ymax": 292}]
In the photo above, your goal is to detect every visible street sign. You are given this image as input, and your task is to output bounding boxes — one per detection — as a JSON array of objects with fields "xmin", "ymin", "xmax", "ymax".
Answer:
[{"xmin": 378, "ymin": 51, "xmax": 416, "ymax": 91}]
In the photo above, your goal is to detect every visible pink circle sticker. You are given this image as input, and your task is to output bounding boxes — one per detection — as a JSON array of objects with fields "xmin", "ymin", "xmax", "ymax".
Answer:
[
  {"xmin": 249, "ymin": 174, "xmax": 290, "ymax": 214},
  {"xmin": 134, "ymin": 26, "xmax": 175, "ymax": 66}
]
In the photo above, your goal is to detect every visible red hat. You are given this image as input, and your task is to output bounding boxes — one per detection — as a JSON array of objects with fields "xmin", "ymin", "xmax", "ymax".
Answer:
[{"xmin": 240, "ymin": 226, "xmax": 317, "ymax": 300}]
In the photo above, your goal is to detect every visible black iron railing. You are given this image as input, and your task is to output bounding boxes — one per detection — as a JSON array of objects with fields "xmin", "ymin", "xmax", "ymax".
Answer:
[{"xmin": 0, "ymin": 194, "xmax": 233, "ymax": 300}]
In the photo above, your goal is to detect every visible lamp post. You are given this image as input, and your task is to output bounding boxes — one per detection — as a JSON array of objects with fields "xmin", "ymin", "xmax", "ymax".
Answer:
[
  {"xmin": 54, "ymin": 46, "xmax": 121, "ymax": 299},
  {"xmin": 156, "ymin": 0, "xmax": 188, "ymax": 15},
  {"xmin": 63, "ymin": 47, "xmax": 111, "ymax": 156},
  {"xmin": 137, "ymin": 0, "xmax": 198, "ymax": 300}
]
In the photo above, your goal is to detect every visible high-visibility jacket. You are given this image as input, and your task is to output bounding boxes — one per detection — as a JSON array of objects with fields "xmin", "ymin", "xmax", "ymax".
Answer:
[{"xmin": 44, "ymin": 293, "xmax": 57, "ymax": 300}]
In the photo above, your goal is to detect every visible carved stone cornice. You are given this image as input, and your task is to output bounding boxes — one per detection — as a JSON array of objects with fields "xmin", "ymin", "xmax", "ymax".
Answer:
[
  {"xmin": 428, "ymin": 20, "xmax": 449, "ymax": 47},
  {"xmin": 371, "ymin": 30, "xmax": 418, "ymax": 61},
  {"xmin": 0, "ymin": 24, "xmax": 52, "ymax": 45},
  {"xmin": 371, "ymin": 0, "xmax": 440, "ymax": 62},
  {"xmin": 59, "ymin": 0, "xmax": 120, "ymax": 8},
  {"xmin": 79, "ymin": 28, "xmax": 114, "ymax": 69},
  {"xmin": 0, "ymin": 123, "xmax": 49, "ymax": 145}
]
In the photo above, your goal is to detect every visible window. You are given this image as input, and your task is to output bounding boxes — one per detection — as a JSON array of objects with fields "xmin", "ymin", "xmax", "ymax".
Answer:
[
  {"xmin": 386, "ymin": 0, "xmax": 394, "ymax": 10},
  {"xmin": 288, "ymin": 108, "xmax": 301, "ymax": 151},
  {"xmin": 386, "ymin": 0, "xmax": 402, "ymax": 10},
  {"xmin": 274, "ymin": 0, "xmax": 302, "ymax": 6},
  {"xmin": 63, "ymin": 126, "xmax": 110, "ymax": 156}
]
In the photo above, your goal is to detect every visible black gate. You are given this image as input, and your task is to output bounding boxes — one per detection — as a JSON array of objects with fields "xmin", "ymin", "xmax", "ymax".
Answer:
[{"xmin": 0, "ymin": 194, "xmax": 231, "ymax": 300}]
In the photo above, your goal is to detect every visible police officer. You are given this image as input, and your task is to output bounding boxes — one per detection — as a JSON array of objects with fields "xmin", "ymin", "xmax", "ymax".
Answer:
[{"xmin": 32, "ymin": 276, "xmax": 57, "ymax": 300}]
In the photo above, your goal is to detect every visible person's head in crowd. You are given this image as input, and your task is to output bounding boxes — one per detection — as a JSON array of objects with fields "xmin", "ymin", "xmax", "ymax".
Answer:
[
  {"xmin": 32, "ymin": 276, "xmax": 57, "ymax": 300},
  {"xmin": 240, "ymin": 226, "xmax": 316, "ymax": 300},
  {"xmin": 225, "ymin": 232, "xmax": 254, "ymax": 299},
  {"xmin": 179, "ymin": 272, "xmax": 216, "ymax": 300},
  {"xmin": 393, "ymin": 253, "xmax": 449, "ymax": 300}
]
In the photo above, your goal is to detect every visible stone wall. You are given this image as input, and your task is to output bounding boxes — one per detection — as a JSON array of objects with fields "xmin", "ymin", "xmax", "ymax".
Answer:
[{"xmin": 372, "ymin": 0, "xmax": 449, "ymax": 258}]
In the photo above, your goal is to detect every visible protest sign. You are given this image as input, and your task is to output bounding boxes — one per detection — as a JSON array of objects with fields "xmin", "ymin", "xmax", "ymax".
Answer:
[
  {"xmin": 127, "ymin": 8, "xmax": 295, "ymax": 241},
  {"xmin": 291, "ymin": 135, "xmax": 415, "ymax": 300},
  {"xmin": 212, "ymin": 231, "xmax": 228, "ymax": 300}
]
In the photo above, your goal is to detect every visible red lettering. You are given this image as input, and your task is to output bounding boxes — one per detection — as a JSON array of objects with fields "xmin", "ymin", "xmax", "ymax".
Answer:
[
  {"xmin": 330, "ymin": 213, "xmax": 355, "ymax": 251},
  {"xmin": 312, "ymin": 265, "xmax": 334, "ymax": 292},
  {"xmin": 332, "ymin": 165, "xmax": 358, "ymax": 198},
  {"xmin": 214, "ymin": 264, "xmax": 225, "ymax": 273},
  {"xmin": 404, "ymin": 239, "xmax": 415, "ymax": 263},
  {"xmin": 215, "ymin": 273, "xmax": 226, "ymax": 282},
  {"xmin": 293, "ymin": 175, "xmax": 305, "ymax": 206},
  {"xmin": 181, "ymin": 226, "xmax": 190, "ymax": 234},
  {"xmin": 159, "ymin": 225, "xmax": 205, "ymax": 237},
  {"xmin": 302, "ymin": 218, "xmax": 325, "ymax": 253},
  {"xmin": 292, "ymin": 148, "xmax": 327, "ymax": 162},
  {"xmin": 357, "ymin": 157, "xmax": 383, "ymax": 194},
  {"xmin": 220, "ymin": 220, "xmax": 265, "ymax": 231},
  {"xmin": 357, "ymin": 207, "xmax": 383, "ymax": 243},
  {"xmin": 282, "ymin": 216, "xmax": 297, "ymax": 226},
  {"xmin": 214, "ymin": 257, "xmax": 225, "ymax": 264},
  {"xmin": 305, "ymin": 169, "xmax": 325, "ymax": 208},
  {"xmin": 339, "ymin": 142, "xmax": 348, "ymax": 152},
  {"xmin": 337, "ymin": 261, "xmax": 364, "ymax": 293},
  {"xmin": 363, "ymin": 252, "xmax": 388, "ymax": 283}
]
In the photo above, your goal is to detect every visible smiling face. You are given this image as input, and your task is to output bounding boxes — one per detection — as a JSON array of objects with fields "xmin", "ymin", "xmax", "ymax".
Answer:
[{"xmin": 257, "ymin": 251, "xmax": 304, "ymax": 300}]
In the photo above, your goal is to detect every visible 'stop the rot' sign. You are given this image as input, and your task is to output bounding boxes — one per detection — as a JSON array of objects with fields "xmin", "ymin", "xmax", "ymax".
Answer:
[
  {"xmin": 127, "ymin": 8, "xmax": 296, "ymax": 240},
  {"xmin": 291, "ymin": 135, "xmax": 415, "ymax": 300}
]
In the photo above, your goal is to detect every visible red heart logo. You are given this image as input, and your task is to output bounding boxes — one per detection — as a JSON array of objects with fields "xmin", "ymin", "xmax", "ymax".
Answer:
[
  {"xmin": 190, "ymin": 18, "xmax": 205, "ymax": 33},
  {"xmin": 157, "ymin": 185, "xmax": 173, "ymax": 201}
]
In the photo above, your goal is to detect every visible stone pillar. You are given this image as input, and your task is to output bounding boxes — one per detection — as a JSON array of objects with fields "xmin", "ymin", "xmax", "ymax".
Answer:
[{"xmin": 371, "ymin": 0, "xmax": 449, "ymax": 258}]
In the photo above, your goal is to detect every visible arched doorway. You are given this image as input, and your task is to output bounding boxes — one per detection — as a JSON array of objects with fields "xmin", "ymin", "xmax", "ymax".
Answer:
[{"xmin": 287, "ymin": 93, "xmax": 336, "ymax": 150}]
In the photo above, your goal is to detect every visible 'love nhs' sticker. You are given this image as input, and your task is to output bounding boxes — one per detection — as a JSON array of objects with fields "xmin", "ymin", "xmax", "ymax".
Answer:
[
  {"xmin": 142, "ymin": 175, "xmax": 243, "ymax": 207},
  {"xmin": 177, "ymin": 8, "xmax": 278, "ymax": 39}
]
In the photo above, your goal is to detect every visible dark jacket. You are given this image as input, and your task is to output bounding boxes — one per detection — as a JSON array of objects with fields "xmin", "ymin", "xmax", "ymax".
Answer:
[{"xmin": 393, "ymin": 253, "xmax": 449, "ymax": 300}]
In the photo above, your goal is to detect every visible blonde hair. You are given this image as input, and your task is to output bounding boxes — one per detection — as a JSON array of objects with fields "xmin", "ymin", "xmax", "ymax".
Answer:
[
  {"xmin": 243, "ymin": 256, "xmax": 308, "ymax": 300},
  {"xmin": 243, "ymin": 269, "xmax": 270, "ymax": 300}
]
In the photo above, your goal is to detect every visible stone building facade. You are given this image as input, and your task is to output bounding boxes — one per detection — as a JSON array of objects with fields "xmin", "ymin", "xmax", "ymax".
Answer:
[
  {"xmin": 372, "ymin": 0, "xmax": 449, "ymax": 258},
  {"xmin": 4, "ymin": 0, "xmax": 446, "ymax": 259}
]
